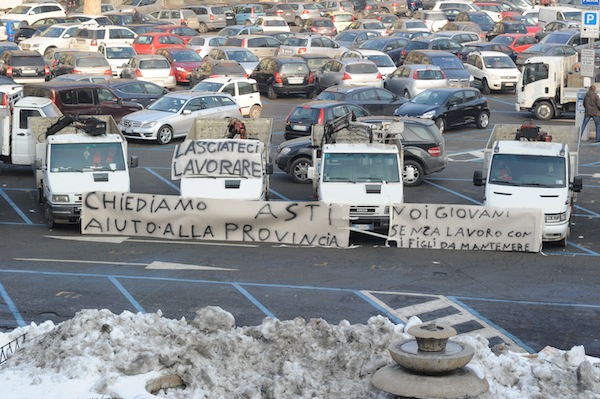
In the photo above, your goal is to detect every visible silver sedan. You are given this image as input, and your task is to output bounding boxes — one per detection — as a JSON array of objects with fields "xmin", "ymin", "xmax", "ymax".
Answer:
[{"xmin": 384, "ymin": 64, "xmax": 449, "ymax": 99}]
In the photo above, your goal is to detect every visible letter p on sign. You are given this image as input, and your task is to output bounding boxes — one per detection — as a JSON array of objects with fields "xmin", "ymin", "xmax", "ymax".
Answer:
[
  {"xmin": 585, "ymin": 11, "xmax": 598, "ymax": 25},
  {"xmin": 582, "ymin": 11, "xmax": 600, "ymax": 39}
]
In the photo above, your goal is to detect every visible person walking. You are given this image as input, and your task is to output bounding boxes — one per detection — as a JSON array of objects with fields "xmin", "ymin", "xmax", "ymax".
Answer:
[{"xmin": 582, "ymin": 85, "xmax": 600, "ymax": 142}]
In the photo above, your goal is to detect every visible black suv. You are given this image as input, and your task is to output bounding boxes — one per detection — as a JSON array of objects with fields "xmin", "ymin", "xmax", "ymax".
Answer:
[
  {"xmin": 275, "ymin": 116, "xmax": 447, "ymax": 186},
  {"xmin": 0, "ymin": 50, "xmax": 49, "ymax": 83},
  {"xmin": 250, "ymin": 56, "xmax": 316, "ymax": 100},
  {"xmin": 284, "ymin": 100, "xmax": 370, "ymax": 140}
]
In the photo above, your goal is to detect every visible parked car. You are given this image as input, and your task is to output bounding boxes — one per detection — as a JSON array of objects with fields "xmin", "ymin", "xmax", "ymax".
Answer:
[
  {"xmin": 186, "ymin": 35, "xmax": 227, "ymax": 58},
  {"xmin": 250, "ymin": 56, "xmax": 315, "ymax": 99},
  {"xmin": 42, "ymin": 48, "xmax": 83, "ymax": 70},
  {"xmin": 51, "ymin": 51, "xmax": 112, "ymax": 78},
  {"xmin": 534, "ymin": 20, "xmax": 580, "ymax": 42},
  {"xmin": 2, "ymin": 2, "xmax": 66, "ymax": 25},
  {"xmin": 51, "ymin": 74, "xmax": 111, "ymax": 83},
  {"xmin": 23, "ymin": 81, "xmax": 142, "ymax": 122},
  {"xmin": 324, "ymin": 11, "xmax": 354, "ymax": 32},
  {"xmin": 118, "ymin": 91, "xmax": 243, "ymax": 144},
  {"xmin": 119, "ymin": 0, "xmax": 162, "ymax": 14},
  {"xmin": 0, "ymin": 50, "xmax": 49, "ymax": 83},
  {"xmin": 233, "ymin": 4, "xmax": 267, "ymax": 25},
  {"xmin": 254, "ymin": 16, "xmax": 291, "ymax": 32},
  {"xmin": 2, "ymin": 20, "xmax": 28, "ymax": 43},
  {"xmin": 491, "ymin": 33, "xmax": 537, "ymax": 52},
  {"xmin": 409, "ymin": 36, "xmax": 463, "ymax": 55},
  {"xmin": 433, "ymin": 31, "xmax": 482, "ymax": 45},
  {"xmin": 318, "ymin": 0, "xmax": 355, "ymax": 15},
  {"xmin": 540, "ymin": 29, "xmax": 587, "ymax": 47},
  {"xmin": 70, "ymin": 25, "xmax": 137, "ymax": 52},
  {"xmin": 390, "ymin": 30, "xmax": 432, "ymax": 40},
  {"xmin": 385, "ymin": 64, "xmax": 448, "ymax": 98},
  {"xmin": 333, "ymin": 30, "xmax": 381, "ymax": 48},
  {"xmin": 315, "ymin": 85, "xmax": 405, "ymax": 114},
  {"xmin": 386, "ymin": 18, "xmax": 429, "ymax": 35},
  {"xmin": 372, "ymin": 12, "xmax": 400, "ymax": 28},
  {"xmin": 191, "ymin": 76, "xmax": 263, "ymax": 118},
  {"xmin": 346, "ymin": 19, "xmax": 388, "ymax": 36},
  {"xmin": 473, "ymin": 1, "xmax": 520, "ymax": 20},
  {"xmin": 20, "ymin": 23, "xmax": 82, "ymax": 58},
  {"xmin": 264, "ymin": 3, "xmax": 296, "ymax": 25},
  {"xmin": 150, "ymin": 25, "xmax": 199, "ymax": 43},
  {"xmin": 502, "ymin": 15, "xmax": 540, "ymax": 35},
  {"xmin": 182, "ymin": 5, "xmax": 228, "ymax": 32},
  {"xmin": 152, "ymin": 9, "xmax": 200, "ymax": 30},
  {"xmin": 120, "ymin": 54, "xmax": 176, "ymax": 90},
  {"xmin": 314, "ymin": 58, "xmax": 383, "ymax": 92},
  {"xmin": 284, "ymin": 100, "xmax": 370, "ymax": 140},
  {"xmin": 155, "ymin": 47, "xmax": 203, "ymax": 84},
  {"xmin": 104, "ymin": 11, "xmax": 161, "ymax": 26},
  {"xmin": 393, "ymin": 87, "xmax": 489, "ymax": 133},
  {"xmin": 99, "ymin": 43, "xmax": 137, "ymax": 77},
  {"xmin": 104, "ymin": 78, "xmax": 168, "ymax": 107},
  {"xmin": 403, "ymin": 50, "xmax": 473, "ymax": 87},
  {"xmin": 299, "ymin": 17, "xmax": 338, "ymax": 37},
  {"xmin": 463, "ymin": 50, "xmax": 520, "ymax": 94},
  {"xmin": 0, "ymin": 41, "xmax": 20, "ymax": 57},
  {"xmin": 277, "ymin": 34, "xmax": 348, "ymax": 57},
  {"xmin": 454, "ymin": 11, "xmax": 494, "ymax": 33},
  {"xmin": 341, "ymin": 49, "xmax": 396, "ymax": 76},
  {"xmin": 292, "ymin": 53, "xmax": 332, "ymax": 72},
  {"xmin": 411, "ymin": 10, "xmax": 448, "ymax": 32},
  {"xmin": 217, "ymin": 25, "xmax": 263, "ymax": 38},
  {"xmin": 132, "ymin": 32, "xmax": 186, "ymax": 55},
  {"xmin": 486, "ymin": 21, "xmax": 528, "ymax": 41},
  {"xmin": 356, "ymin": 36, "xmax": 409, "ymax": 65},
  {"xmin": 189, "ymin": 58, "xmax": 247, "ymax": 87},
  {"xmin": 206, "ymin": 47, "xmax": 260, "ymax": 75},
  {"xmin": 223, "ymin": 34, "xmax": 281, "ymax": 59},
  {"xmin": 286, "ymin": 2, "xmax": 321, "ymax": 26},
  {"xmin": 515, "ymin": 43, "xmax": 578, "ymax": 68},
  {"xmin": 457, "ymin": 42, "xmax": 517, "ymax": 62}
]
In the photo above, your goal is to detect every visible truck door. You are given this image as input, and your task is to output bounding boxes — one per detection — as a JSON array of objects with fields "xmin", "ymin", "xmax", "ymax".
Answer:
[{"xmin": 11, "ymin": 108, "xmax": 41, "ymax": 165}]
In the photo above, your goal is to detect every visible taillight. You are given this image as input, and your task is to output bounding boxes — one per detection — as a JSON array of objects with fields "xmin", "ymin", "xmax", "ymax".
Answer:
[
  {"xmin": 135, "ymin": 69, "xmax": 143, "ymax": 77},
  {"xmin": 210, "ymin": 74, "xmax": 218, "ymax": 77},
  {"xmin": 317, "ymin": 108, "xmax": 324, "ymax": 125},
  {"xmin": 302, "ymin": 9, "xmax": 309, "ymax": 14},
  {"xmin": 333, "ymin": 27, "xmax": 337, "ymax": 33},
  {"xmin": 44, "ymin": 65, "xmax": 50, "ymax": 75},
  {"xmin": 376, "ymin": 73, "xmax": 382, "ymax": 80},
  {"xmin": 104, "ymin": 69, "xmax": 112, "ymax": 75},
  {"xmin": 428, "ymin": 146, "xmax": 441, "ymax": 157},
  {"xmin": 308, "ymin": 71, "xmax": 314, "ymax": 83},
  {"xmin": 52, "ymin": 60, "xmax": 58, "ymax": 68},
  {"xmin": 310, "ymin": 26, "xmax": 317, "ymax": 31},
  {"xmin": 73, "ymin": 69, "xmax": 82, "ymax": 74},
  {"xmin": 365, "ymin": 5, "xmax": 372, "ymax": 9},
  {"xmin": 342, "ymin": 72, "xmax": 351, "ymax": 80},
  {"xmin": 385, "ymin": 29, "xmax": 390, "ymax": 35},
  {"xmin": 244, "ymin": 73, "xmax": 248, "ymax": 78},
  {"xmin": 209, "ymin": 14, "xmax": 214, "ymax": 21},
  {"xmin": 392, "ymin": 1, "xmax": 398, "ymax": 6},
  {"xmin": 1, "ymin": 92, "xmax": 7, "ymax": 106},
  {"xmin": 169, "ymin": 68, "xmax": 175, "ymax": 76},
  {"xmin": 274, "ymin": 71, "xmax": 283, "ymax": 83},
  {"xmin": 276, "ymin": 9, "xmax": 283, "ymax": 14},
  {"xmin": 298, "ymin": 47, "xmax": 307, "ymax": 54},
  {"xmin": 91, "ymin": 39, "xmax": 97, "ymax": 46},
  {"xmin": 413, "ymin": 70, "xmax": 419, "ymax": 79}
]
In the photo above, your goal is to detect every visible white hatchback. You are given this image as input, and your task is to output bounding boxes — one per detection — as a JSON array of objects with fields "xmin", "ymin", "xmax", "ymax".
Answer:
[
  {"xmin": 191, "ymin": 77, "xmax": 263, "ymax": 119},
  {"xmin": 99, "ymin": 43, "xmax": 137, "ymax": 77},
  {"xmin": 120, "ymin": 54, "xmax": 176, "ymax": 90},
  {"xmin": 463, "ymin": 50, "xmax": 520, "ymax": 94},
  {"xmin": 71, "ymin": 25, "xmax": 137, "ymax": 52}
]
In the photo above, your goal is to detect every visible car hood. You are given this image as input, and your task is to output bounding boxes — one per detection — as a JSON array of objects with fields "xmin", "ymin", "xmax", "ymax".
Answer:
[
  {"xmin": 121, "ymin": 109, "xmax": 176, "ymax": 122},
  {"xmin": 394, "ymin": 102, "xmax": 437, "ymax": 117},
  {"xmin": 280, "ymin": 136, "xmax": 311, "ymax": 150},
  {"xmin": 173, "ymin": 61, "xmax": 202, "ymax": 70}
]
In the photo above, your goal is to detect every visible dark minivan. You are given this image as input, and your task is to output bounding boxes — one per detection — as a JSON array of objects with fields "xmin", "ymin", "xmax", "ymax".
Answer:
[{"xmin": 250, "ymin": 56, "xmax": 316, "ymax": 100}]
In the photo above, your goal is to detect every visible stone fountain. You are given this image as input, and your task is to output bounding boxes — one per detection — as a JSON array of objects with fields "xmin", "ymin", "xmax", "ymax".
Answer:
[{"xmin": 372, "ymin": 322, "xmax": 489, "ymax": 399}]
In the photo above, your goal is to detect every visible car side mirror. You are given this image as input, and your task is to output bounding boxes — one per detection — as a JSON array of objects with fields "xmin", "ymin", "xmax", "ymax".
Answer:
[
  {"xmin": 64, "ymin": 34, "xmax": 70, "ymax": 38},
  {"xmin": 182, "ymin": 109, "xmax": 192, "ymax": 115}
]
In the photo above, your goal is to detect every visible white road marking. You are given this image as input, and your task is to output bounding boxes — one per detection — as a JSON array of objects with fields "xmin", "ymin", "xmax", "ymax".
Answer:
[{"xmin": 145, "ymin": 261, "xmax": 237, "ymax": 271}]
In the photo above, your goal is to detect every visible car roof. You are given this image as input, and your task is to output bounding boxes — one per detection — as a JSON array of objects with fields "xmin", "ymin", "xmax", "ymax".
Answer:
[
  {"xmin": 134, "ymin": 54, "xmax": 168, "ymax": 59},
  {"xmin": 476, "ymin": 50, "xmax": 512, "ymax": 56},
  {"xmin": 200, "ymin": 77, "xmax": 257, "ymax": 84},
  {"xmin": 25, "ymin": 81, "xmax": 109, "ymax": 89},
  {"xmin": 294, "ymin": 100, "xmax": 358, "ymax": 109},
  {"xmin": 165, "ymin": 90, "xmax": 226, "ymax": 99},
  {"xmin": 5, "ymin": 50, "xmax": 42, "ymax": 57},
  {"xmin": 403, "ymin": 63, "xmax": 442, "ymax": 70}
]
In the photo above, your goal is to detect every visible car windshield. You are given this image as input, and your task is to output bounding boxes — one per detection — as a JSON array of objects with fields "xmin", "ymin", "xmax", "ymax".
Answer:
[
  {"xmin": 282, "ymin": 37, "xmax": 309, "ymax": 46},
  {"xmin": 49, "ymin": 142, "xmax": 126, "ymax": 172},
  {"xmin": 106, "ymin": 47, "xmax": 136, "ymax": 59},
  {"xmin": 171, "ymin": 51, "xmax": 202, "ymax": 62},
  {"xmin": 542, "ymin": 33, "xmax": 570, "ymax": 44},
  {"xmin": 471, "ymin": 14, "xmax": 492, "ymax": 23},
  {"xmin": 491, "ymin": 35, "xmax": 513, "ymax": 45},
  {"xmin": 140, "ymin": 59, "xmax": 170, "ymax": 68},
  {"xmin": 489, "ymin": 154, "xmax": 566, "ymax": 187},
  {"xmin": 406, "ymin": 21, "xmax": 426, "ymax": 29},
  {"xmin": 226, "ymin": 50, "xmax": 259, "ymax": 62},
  {"xmin": 10, "ymin": 56, "xmax": 44, "ymax": 67},
  {"xmin": 430, "ymin": 56, "xmax": 463, "ymax": 69},
  {"xmin": 483, "ymin": 56, "xmax": 514, "ymax": 69},
  {"xmin": 8, "ymin": 5, "xmax": 30, "ymax": 14},
  {"xmin": 346, "ymin": 63, "xmax": 378, "ymax": 73},
  {"xmin": 564, "ymin": 11, "xmax": 581, "ymax": 21},
  {"xmin": 77, "ymin": 57, "xmax": 109, "ymax": 67},
  {"xmin": 41, "ymin": 27, "xmax": 66, "ymax": 38},
  {"xmin": 363, "ymin": 22, "xmax": 384, "ymax": 29},
  {"xmin": 323, "ymin": 153, "xmax": 400, "ymax": 183},
  {"xmin": 368, "ymin": 55, "xmax": 395, "ymax": 67},
  {"xmin": 191, "ymin": 81, "xmax": 223, "ymax": 92},
  {"xmin": 148, "ymin": 96, "xmax": 187, "ymax": 112},
  {"xmin": 410, "ymin": 90, "xmax": 450, "ymax": 105},
  {"xmin": 316, "ymin": 91, "xmax": 344, "ymax": 100},
  {"xmin": 305, "ymin": 58, "xmax": 329, "ymax": 69}
]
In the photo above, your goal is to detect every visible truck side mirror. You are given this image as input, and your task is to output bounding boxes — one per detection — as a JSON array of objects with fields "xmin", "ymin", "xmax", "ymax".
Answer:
[
  {"xmin": 265, "ymin": 163, "xmax": 273, "ymax": 175},
  {"xmin": 571, "ymin": 175, "xmax": 583, "ymax": 192},
  {"xmin": 129, "ymin": 155, "xmax": 139, "ymax": 168},
  {"xmin": 35, "ymin": 158, "xmax": 43, "ymax": 170},
  {"xmin": 473, "ymin": 170, "xmax": 485, "ymax": 186}
]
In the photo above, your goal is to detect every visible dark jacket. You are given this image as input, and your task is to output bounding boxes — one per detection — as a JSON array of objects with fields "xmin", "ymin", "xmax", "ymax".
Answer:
[{"xmin": 584, "ymin": 88, "xmax": 600, "ymax": 117}]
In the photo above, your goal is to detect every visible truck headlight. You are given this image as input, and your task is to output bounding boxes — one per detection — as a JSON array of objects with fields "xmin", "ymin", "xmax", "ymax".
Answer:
[
  {"xmin": 142, "ymin": 121, "xmax": 157, "ymax": 128},
  {"xmin": 419, "ymin": 110, "xmax": 435, "ymax": 119},
  {"xmin": 52, "ymin": 194, "xmax": 69, "ymax": 203},
  {"xmin": 545, "ymin": 212, "xmax": 567, "ymax": 223}
]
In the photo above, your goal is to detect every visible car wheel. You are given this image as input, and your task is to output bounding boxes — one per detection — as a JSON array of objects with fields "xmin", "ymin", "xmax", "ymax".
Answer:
[
  {"xmin": 307, "ymin": 88, "xmax": 317, "ymax": 99},
  {"xmin": 403, "ymin": 89, "xmax": 410, "ymax": 99},
  {"xmin": 315, "ymin": 78, "xmax": 322, "ymax": 94},
  {"xmin": 290, "ymin": 157, "xmax": 312, "ymax": 184},
  {"xmin": 267, "ymin": 84, "xmax": 277, "ymax": 100},
  {"xmin": 481, "ymin": 78, "xmax": 491, "ymax": 95},
  {"xmin": 403, "ymin": 159, "xmax": 424, "ymax": 187},
  {"xmin": 356, "ymin": 11, "xmax": 365, "ymax": 19},
  {"xmin": 43, "ymin": 46, "xmax": 55, "ymax": 58},
  {"xmin": 198, "ymin": 22, "xmax": 208, "ymax": 33},
  {"xmin": 534, "ymin": 101, "xmax": 553, "ymax": 120},
  {"xmin": 248, "ymin": 104, "xmax": 262, "ymax": 119},
  {"xmin": 435, "ymin": 117, "xmax": 445, "ymax": 134},
  {"xmin": 295, "ymin": 16, "xmax": 302, "ymax": 26},
  {"xmin": 476, "ymin": 111, "xmax": 490, "ymax": 129},
  {"xmin": 157, "ymin": 125, "xmax": 173, "ymax": 145}
]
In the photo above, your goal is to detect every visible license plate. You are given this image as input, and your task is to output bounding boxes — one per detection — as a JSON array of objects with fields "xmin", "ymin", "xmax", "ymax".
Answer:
[
  {"xmin": 353, "ymin": 224, "xmax": 373, "ymax": 231},
  {"xmin": 21, "ymin": 69, "xmax": 36, "ymax": 75},
  {"xmin": 292, "ymin": 125, "xmax": 308, "ymax": 131},
  {"xmin": 505, "ymin": 83, "xmax": 514, "ymax": 86},
  {"xmin": 282, "ymin": 49, "xmax": 292, "ymax": 54},
  {"xmin": 288, "ymin": 77, "xmax": 303, "ymax": 84}
]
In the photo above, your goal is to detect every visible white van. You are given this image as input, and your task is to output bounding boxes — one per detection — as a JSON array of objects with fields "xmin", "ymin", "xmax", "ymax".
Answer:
[
  {"xmin": 537, "ymin": 6, "xmax": 581, "ymax": 28},
  {"xmin": 190, "ymin": 77, "xmax": 263, "ymax": 119}
]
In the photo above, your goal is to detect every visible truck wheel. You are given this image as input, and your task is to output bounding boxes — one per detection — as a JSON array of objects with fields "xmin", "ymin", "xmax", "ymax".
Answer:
[
  {"xmin": 403, "ymin": 159, "xmax": 424, "ymax": 187},
  {"xmin": 481, "ymin": 78, "xmax": 491, "ymax": 95},
  {"xmin": 267, "ymin": 84, "xmax": 277, "ymax": 100},
  {"xmin": 198, "ymin": 22, "xmax": 208, "ymax": 33},
  {"xmin": 248, "ymin": 104, "xmax": 262, "ymax": 119},
  {"xmin": 534, "ymin": 101, "xmax": 553, "ymax": 120},
  {"xmin": 476, "ymin": 111, "xmax": 490, "ymax": 129},
  {"xmin": 156, "ymin": 125, "xmax": 173, "ymax": 145},
  {"xmin": 290, "ymin": 157, "xmax": 312, "ymax": 184},
  {"xmin": 44, "ymin": 202, "xmax": 54, "ymax": 229},
  {"xmin": 435, "ymin": 117, "xmax": 445, "ymax": 134}
]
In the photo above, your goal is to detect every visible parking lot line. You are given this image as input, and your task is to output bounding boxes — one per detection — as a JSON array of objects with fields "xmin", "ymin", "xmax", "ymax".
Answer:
[
  {"xmin": 0, "ymin": 188, "xmax": 34, "ymax": 225},
  {"xmin": 0, "ymin": 281, "xmax": 25, "ymax": 328},
  {"xmin": 109, "ymin": 276, "xmax": 145, "ymax": 314}
]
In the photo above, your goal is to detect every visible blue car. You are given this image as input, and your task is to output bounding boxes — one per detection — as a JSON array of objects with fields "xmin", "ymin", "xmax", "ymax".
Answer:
[{"xmin": 0, "ymin": 20, "xmax": 27, "ymax": 42}]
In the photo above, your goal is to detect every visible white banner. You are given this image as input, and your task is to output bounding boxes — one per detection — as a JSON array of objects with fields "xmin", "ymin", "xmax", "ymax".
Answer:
[
  {"xmin": 171, "ymin": 139, "xmax": 264, "ymax": 180},
  {"xmin": 389, "ymin": 204, "xmax": 543, "ymax": 252},
  {"xmin": 81, "ymin": 192, "xmax": 350, "ymax": 248}
]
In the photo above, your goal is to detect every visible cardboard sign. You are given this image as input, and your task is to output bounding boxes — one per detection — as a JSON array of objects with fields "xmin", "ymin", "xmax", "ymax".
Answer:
[
  {"xmin": 172, "ymin": 139, "xmax": 264, "ymax": 180},
  {"xmin": 388, "ymin": 204, "xmax": 543, "ymax": 252},
  {"xmin": 81, "ymin": 192, "xmax": 350, "ymax": 248}
]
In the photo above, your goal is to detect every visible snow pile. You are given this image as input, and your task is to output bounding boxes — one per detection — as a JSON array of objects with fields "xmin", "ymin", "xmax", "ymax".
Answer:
[{"xmin": 0, "ymin": 307, "xmax": 599, "ymax": 399}]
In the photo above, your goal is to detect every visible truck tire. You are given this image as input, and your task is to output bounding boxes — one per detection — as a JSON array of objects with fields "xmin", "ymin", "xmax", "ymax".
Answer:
[
  {"xmin": 476, "ymin": 111, "xmax": 490, "ymax": 129},
  {"xmin": 290, "ymin": 157, "xmax": 312, "ymax": 184},
  {"xmin": 157, "ymin": 125, "xmax": 173, "ymax": 145},
  {"xmin": 534, "ymin": 101, "xmax": 554, "ymax": 120},
  {"xmin": 403, "ymin": 159, "xmax": 424, "ymax": 187},
  {"xmin": 44, "ymin": 201, "xmax": 54, "ymax": 229}
]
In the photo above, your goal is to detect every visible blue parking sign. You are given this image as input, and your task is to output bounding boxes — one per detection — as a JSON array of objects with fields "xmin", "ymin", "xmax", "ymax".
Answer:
[
  {"xmin": 584, "ymin": 11, "xmax": 598, "ymax": 25},
  {"xmin": 583, "ymin": 0, "xmax": 600, "ymax": 5}
]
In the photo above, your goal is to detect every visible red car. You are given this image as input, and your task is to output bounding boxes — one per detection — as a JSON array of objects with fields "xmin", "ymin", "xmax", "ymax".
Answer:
[
  {"xmin": 490, "ymin": 33, "xmax": 537, "ymax": 53},
  {"xmin": 155, "ymin": 47, "xmax": 203, "ymax": 84},
  {"xmin": 474, "ymin": 2, "xmax": 521, "ymax": 19},
  {"xmin": 149, "ymin": 25, "xmax": 199, "ymax": 44},
  {"xmin": 132, "ymin": 32, "xmax": 187, "ymax": 55}
]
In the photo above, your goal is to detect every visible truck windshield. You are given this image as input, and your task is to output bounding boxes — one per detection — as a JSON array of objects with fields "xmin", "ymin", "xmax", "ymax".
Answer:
[
  {"xmin": 49, "ymin": 143, "xmax": 126, "ymax": 172},
  {"xmin": 522, "ymin": 62, "xmax": 548, "ymax": 85},
  {"xmin": 323, "ymin": 153, "xmax": 400, "ymax": 183},
  {"xmin": 490, "ymin": 154, "xmax": 566, "ymax": 188}
]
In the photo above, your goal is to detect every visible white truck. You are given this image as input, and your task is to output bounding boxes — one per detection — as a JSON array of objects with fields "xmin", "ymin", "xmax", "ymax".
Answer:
[
  {"xmin": 473, "ymin": 123, "xmax": 582, "ymax": 247},
  {"xmin": 33, "ymin": 115, "xmax": 138, "ymax": 228},
  {"xmin": 516, "ymin": 55, "xmax": 585, "ymax": 120},
  {"xmin": 310, "ymin": 113, "xmax": 404, "ymax": 233},
  {"xmin": 172, "ymin": 118, "xmax": 272, "ymax": 200}
]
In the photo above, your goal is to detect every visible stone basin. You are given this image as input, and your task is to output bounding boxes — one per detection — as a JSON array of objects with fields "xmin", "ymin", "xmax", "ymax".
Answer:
[{"xmin": 388, "ymin": 340, "xmax": 475, "ymax": 374}]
